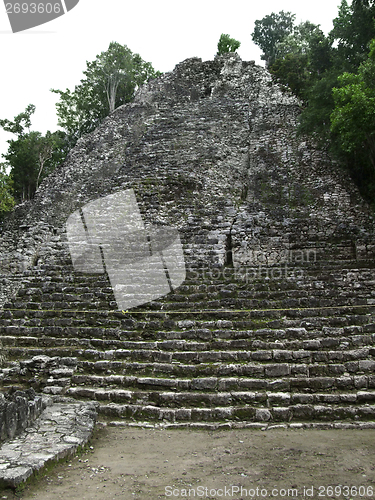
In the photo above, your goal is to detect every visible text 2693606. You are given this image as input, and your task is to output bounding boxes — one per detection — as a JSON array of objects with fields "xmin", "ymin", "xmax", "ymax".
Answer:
[
  {"xmin": 5, "ymin": 3, "xmax": 62, "ymax": 14},
  {"xmin": 318, "ymin": 485, "xmax": 373, "ymax": 497}
]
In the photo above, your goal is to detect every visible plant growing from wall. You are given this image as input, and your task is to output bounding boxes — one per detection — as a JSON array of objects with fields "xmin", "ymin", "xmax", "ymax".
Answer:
[{"xmin": 217, "ymin": 34, "xmax": 241, "ymax": 55}]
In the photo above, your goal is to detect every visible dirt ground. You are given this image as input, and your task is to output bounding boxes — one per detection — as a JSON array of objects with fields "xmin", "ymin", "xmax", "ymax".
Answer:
[{"xmin": 2, "ymin": 425, "xmax": 375, "ymax": 500}]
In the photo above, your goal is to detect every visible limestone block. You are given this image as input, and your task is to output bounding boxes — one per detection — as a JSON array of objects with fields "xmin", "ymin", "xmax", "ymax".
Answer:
[
  {"xmin": 265, "ymin": 364, "xmax": 290, "ymax": 377},
  {"xmin": 255, "ymin": 409, "xmax": 272, "ymax": 422}
]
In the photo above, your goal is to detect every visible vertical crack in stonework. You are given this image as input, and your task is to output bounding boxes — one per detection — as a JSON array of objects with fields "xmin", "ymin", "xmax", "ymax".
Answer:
[{"xmin": 224, "ymin": 229, "xmax": 234, "ymax": 267}]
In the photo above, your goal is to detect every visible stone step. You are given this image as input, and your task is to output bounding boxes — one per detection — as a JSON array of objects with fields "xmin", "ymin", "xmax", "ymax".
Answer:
[
  {"xmin": 5, "ymin": 345, "xmax": 374, "ymax": 366},
  {"xmin": 74, "ymin": 358, "xmax": 375, "ymax": 379},
  {"xmin": 17, "ymin": 262, "xmax": 375, "ymax": 284},
  {"xmin": 1, "ymin": 304, "xmax": 375, "ymax": 326},
  {"xmin": 3, "ymin": 281, "xmax": 373, "ymax": 320},
  {"xmin": 4, "ymin": 365, "xmax": 375, "ymax": 396},
  {"xmin": 3, "ymin": 267, "xmax": 375, "ymax": 308},
  {"xmin": 2, "ymin": 333, "xmax": 374, "ymax": 352},
  {"xmin": 5, "ymin": 355, "xmax": 375, "ymax": 392},
  {"xmin": 1, "ymin": 316, "xmax": 375, "ymax": 342},
  {"xmin": 2, "ymin": 289, "xmax": 375, "ymax": 315},
  {"xmin": 1, "ymin": 261, "xmax": 375, "ymax": 428},
  {"xmin": 69, "ymin": 373, "xmax": 375, "ymax": 392},
  {"xmin": 66, "ymin": 386, "xmax": 375, "ymax": 409},
  {"xmin": 10, "ymin": 274, "xmax": 375, "ymax": 293},
  {"xmin": 96, "ymin": 401, "xmax": 375, "ymax": 423},
  {"xmin": 19, "ymin": 279, "xmax": 371, "ymax": 299}
]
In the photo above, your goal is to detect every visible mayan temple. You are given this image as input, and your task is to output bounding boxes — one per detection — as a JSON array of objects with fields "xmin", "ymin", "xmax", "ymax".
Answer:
[{"xmin": 0, "ymin": 53, "xmax": 375, "ymax": 487}]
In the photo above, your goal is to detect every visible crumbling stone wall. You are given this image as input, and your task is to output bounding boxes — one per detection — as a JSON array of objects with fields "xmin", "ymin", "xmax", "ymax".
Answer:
[{"xmin": 0, "ymin": 389, "xmax": 47, "ymax": 442}]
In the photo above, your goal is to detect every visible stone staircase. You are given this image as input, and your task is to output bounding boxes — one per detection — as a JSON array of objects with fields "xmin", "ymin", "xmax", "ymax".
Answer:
[{"xmin": 1, "ymin": 259, "xmax": 375, "ymax": 428}]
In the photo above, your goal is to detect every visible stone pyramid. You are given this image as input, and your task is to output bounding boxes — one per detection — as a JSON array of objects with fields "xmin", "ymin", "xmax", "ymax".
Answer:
[{"xmin": 0, "ymin": 53, "xmax": 375, "ymax": 434}]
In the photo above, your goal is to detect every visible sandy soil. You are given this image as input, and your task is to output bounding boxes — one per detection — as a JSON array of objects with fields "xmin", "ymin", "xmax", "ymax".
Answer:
[{"xmin": 3, "ymin": 425, "xmax": 375, "ymax": 500}]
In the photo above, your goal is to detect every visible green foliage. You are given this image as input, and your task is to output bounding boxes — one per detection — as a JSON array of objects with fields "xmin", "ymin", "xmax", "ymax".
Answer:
[
  {"xmin": 331, "ymin": 0, "xmax": 375, "ymax": 71},
  {"xmin": 262, "ymin": 18, "xmax": 332, "ymax": 101},
  {"xmin": 4, "ymin": 131, "xmax": 60, "ymax": 201},
  {"xmin": 330, "ymin": 39, "xmax": 375, "ymax": 197},
  {"xmin": 52, "ymin": 42, "xmax": 161, "ymax": 147},
  {"xmin": 251, "ymin": 11, "xmax": 295, "ymax": 67},
  {"xmin": 0, "ymin": 106, "xmax": 69, "ymax": 202},
  {"xmin": 4, "ymin": 131, "xmax": 38, "ymax": 201},
  {"xmin": 331, "ymin": 73, "xmax": 375, "ymax": 156},
  {"xmin": 253, "ymin": 1, "xmax": 375, "ymax": 203},
  {"xmin": 217, "ymin": 34, "xmax": 241, "ymax": 55},
  {"xmin": 302, "ymin": 1, "xmax": 375, "ymax": 203},
  {"xmin": 275, "ymin": 20, "xmax": 321, "ymax": 59},
  {"xmin": 1, "ymin": 42, "xmax": 160, "ymax": 206},
  {"xmin": 0, "ymin": 104, "xmax": 35, "ymax": 136},
  {"xmin": 299, "ymin": 0, "xmax": 375, "ymax": 135},
  {"xmin": 0, "ymin": 163, "xmax": 15, "ymax": 217},
  {"xmin": 298, "ymin": 69, "xmax": 342, "ymax": 144},
  {"xmin": 307, "ymin": 31, "xmax": 333, "ymax": 76},
  {"xmin": 51, "ymin": 86, "xmax": 102, "ymax": 149},
  {"xmin": 270, "ymin": 53, "xmax": 310, "ymax": 100}
]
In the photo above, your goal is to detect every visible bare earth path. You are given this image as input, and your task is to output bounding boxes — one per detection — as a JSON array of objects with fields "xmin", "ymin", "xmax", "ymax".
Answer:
[{"xmin": 3, "ymin": 426, "xmax": 375, "ymax": 500}]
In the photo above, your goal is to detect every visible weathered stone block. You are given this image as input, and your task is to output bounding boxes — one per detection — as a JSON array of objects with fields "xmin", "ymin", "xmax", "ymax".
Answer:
[
  {"xmin": 359, "ymin": 360, "xmax": 375, "ymax": 371},
  {"xmin": 190, "ymin": 377, "xmax": 217, "ymax": 390},
  {"xmin": 273, "ymin": 350, "xmax": 294, "ymax": 361},
  {"xmin": 291, "ymin": 365, "xmax": 308, "ymax": 376},
  {"xmin": 255, "ymin": 409, "xmax": 272, "ymax": 422},
  {"xmin": 272, "ymin": 407, "xmax": 292, "ymax": 422},
  {"xmin": 238, "ymin": 378, "xmax": 267, "ymax": 390},
  {"xmin": 308, "ymin": 365, "xmax": 328, "ymax": 377},
  {"xmin": 218, "ymin": 378, "xmax": 238, "ymax": 391},
  {"xmin": 267, "ymin": 392, "xmax": 291, "ymax": 406},
  {"xmin": 265, "ymin": 364, "xmax": 290, "ymax": 377},
  {"xmin": 309, "ymin": 377, "xmax": 335, "ymax": 390},
  {"xmin": 336, "ymin": 377, "xmax": 354, "ymax": 389},
  {"xmin": 328, "ymin": 364, "xmax": 346, "ymax": 376},
  {"xmin": 354, "ymin": 375, "xmax": 368, "ymax": 389},
  {"xmin": 291, "ymin": 393, "xmax": 314, "ymax": 404},
  {"xmin": 241, "ymin": 364, "xmax": 265, "ymax": 377},
  {"xmin": 251, "ymin": 350, "xmax": 272, "ymax": 361},
  {"xmin": 357, "ymin": 391, "xmax": 375, "ymax": 403}
]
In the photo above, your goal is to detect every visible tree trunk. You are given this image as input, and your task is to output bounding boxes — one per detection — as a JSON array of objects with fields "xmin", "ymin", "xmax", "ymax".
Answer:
[
  {"xmin": 36, "ymin": 158, "xmax": 45, "ymax": 190},
  {"xmin": 105, "ymin": 73, "xmax": 121, "ymax": 113}
]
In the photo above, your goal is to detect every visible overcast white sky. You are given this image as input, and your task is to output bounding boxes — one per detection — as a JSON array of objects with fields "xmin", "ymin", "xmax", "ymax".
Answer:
[{"xmin": 0, "ymin": 0, "xmax": 344, "ymax": 161}]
